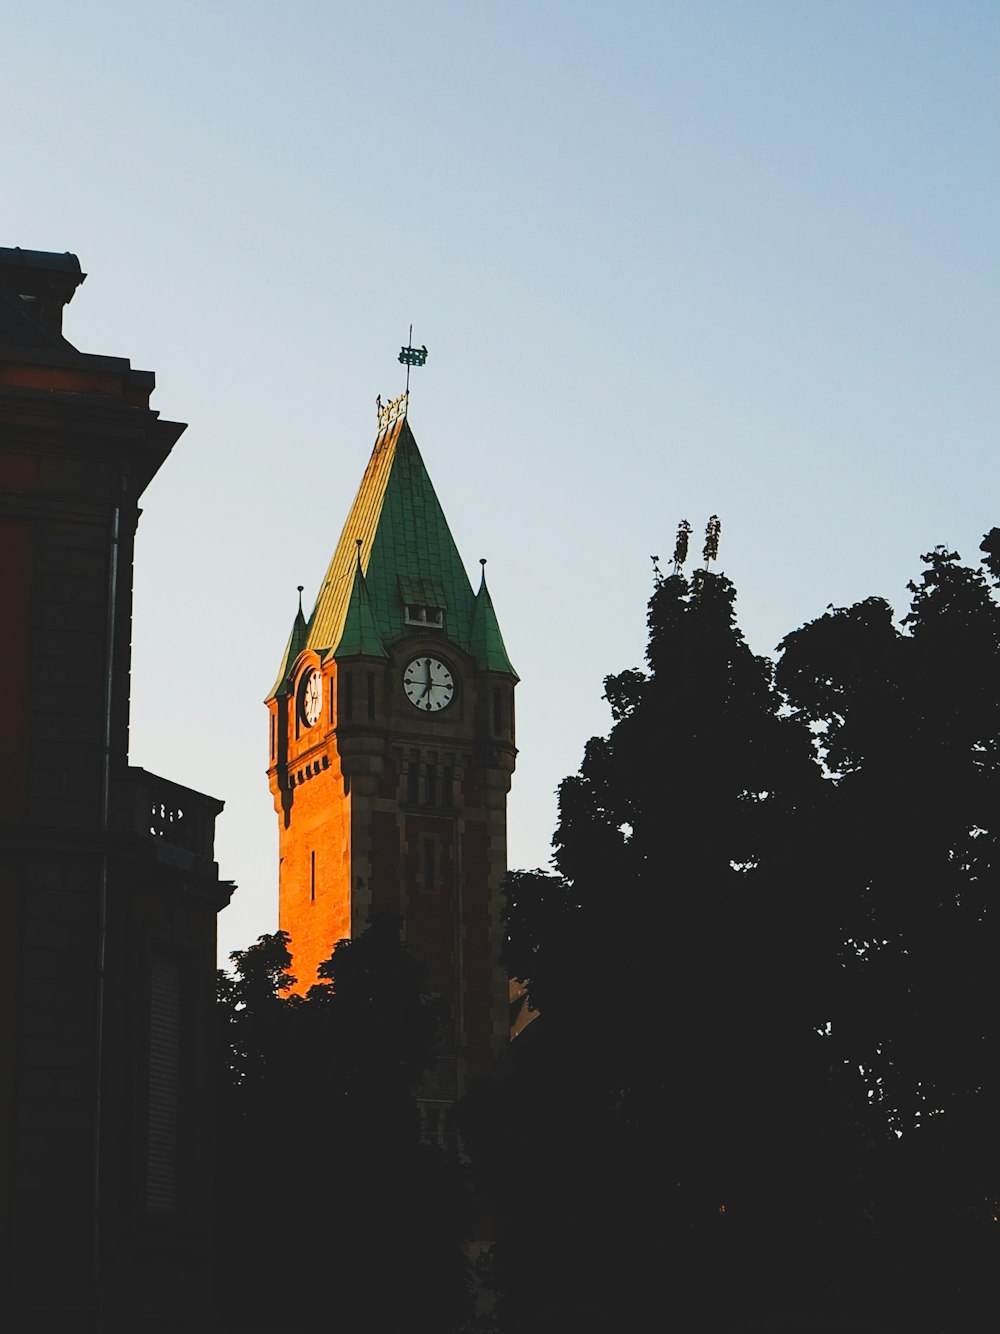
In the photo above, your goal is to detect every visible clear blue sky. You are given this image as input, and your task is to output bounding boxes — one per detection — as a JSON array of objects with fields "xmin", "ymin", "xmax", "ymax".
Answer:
[{"xmin": 7, "ymin": 1, "xmax": 998, "ymax": 965}]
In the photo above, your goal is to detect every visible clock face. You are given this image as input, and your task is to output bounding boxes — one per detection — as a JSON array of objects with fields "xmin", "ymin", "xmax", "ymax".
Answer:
[
  {"xmin": 300, "ymin": 669, "xmax": 322, "ymax": 726},
  {"xmin": 403, "ymin": 656, "xmax": 455, "ymax": 712}
]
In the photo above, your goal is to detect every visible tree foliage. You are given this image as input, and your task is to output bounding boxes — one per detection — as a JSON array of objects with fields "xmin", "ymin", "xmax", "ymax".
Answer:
[
  {"xmin": 463, "ymin": 537, "xmax": 1000, "ymax": 1333},
  {"xmin": 774, "ymin": 546, "xmax": 1000, "ymax": 1328},
  {"xmin": 777, "ymin": 548, "xmax": 1000, "ymax": 1126},
  {"xmin": 214, "ymin": 916, "xmax": 474, "ymax": 1333}
]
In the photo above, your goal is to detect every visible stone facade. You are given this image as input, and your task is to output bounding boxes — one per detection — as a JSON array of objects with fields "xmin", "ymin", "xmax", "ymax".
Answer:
[
  {"xmin": 267, "ymin": 413, "xmax": 517, "ymax": 1092},
  {"xmin": 0, "ymin": 248, "xmax": 232, "ymax": 1331}
]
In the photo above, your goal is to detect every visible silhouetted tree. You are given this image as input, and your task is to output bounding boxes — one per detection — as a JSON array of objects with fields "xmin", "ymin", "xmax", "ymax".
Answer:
[
  {"xmin": 464, "ymin": 536, "xmax": 999, "ymax": 1333},
  {"xmin": 215, "ymin": 916, "xmax": 474, "ymax": 1332},
  {"xmin": 214, "ymin": 930, "xmax": 299, "ymax": 1329},
  {"xmin": 463, "ymin": 566, "xmax": 869, "ymax": 1331},
  {"xmin": 980, "ymin": 526, "xmax": 1000, "ymax": 582},
  {"xmin": 672, "ymin": 517, "xmax": 692, "ymax": 573},
  {"xmin": 776, "ymin": 542, "xmax": 1000, "ymax": 1330}
]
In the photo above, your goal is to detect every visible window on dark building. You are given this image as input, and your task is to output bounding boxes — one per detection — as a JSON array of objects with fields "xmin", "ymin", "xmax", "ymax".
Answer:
[
  {"xmin": 146, "ymin": 955, "xmax": 180, "ymax": 1214},
  {"xmin": 423, "ymin": 838, "xmax": 437, "ymax": 893}
]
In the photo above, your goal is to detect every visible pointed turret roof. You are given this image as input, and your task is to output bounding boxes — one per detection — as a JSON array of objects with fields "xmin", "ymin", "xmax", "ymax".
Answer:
[
  {"xmin": 266, "ymin": 590, "xmax": 309, "ymax": 701},
  {"xmin": 268, "ymin": 412, "xmax": 514, "ymax": 696},
  {"xmin": 470, "ymin": 561, "xmax": 519, "ymax": 678},
  {"xmin": 335, "ymin": 546, "xmax": 388, "ymax": 659},
  {"xmin": 304, "ymin": 414, "xmax": 477, "ymax": 657}
]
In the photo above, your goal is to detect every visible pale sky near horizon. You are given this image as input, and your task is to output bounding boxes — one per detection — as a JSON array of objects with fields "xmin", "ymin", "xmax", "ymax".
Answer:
[{"xmin": 6, "ymin": 1, "xmax": 998, "ymax": 967}]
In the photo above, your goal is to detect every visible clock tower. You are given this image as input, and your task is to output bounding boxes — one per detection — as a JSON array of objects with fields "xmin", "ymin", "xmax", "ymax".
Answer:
[{"xmin": 266, "ymin": 401, "xmax": 517, "ymax": 1089}]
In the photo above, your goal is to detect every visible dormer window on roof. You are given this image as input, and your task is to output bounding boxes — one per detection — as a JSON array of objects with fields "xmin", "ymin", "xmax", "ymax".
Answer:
[
  {"xmin": 399, "ymin": 574, "xmax": 447, "ymax": 630},
  {"xmin": 405, "ymin": 603, "xmax": 443, "ymax": 628}
]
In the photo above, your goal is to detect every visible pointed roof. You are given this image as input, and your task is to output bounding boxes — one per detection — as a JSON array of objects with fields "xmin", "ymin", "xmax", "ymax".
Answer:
[
  {"xmin": 305, "ymin": 415, "xmax": 477, "ymax": 657},
  {"xmin": 470, "ymin": 562, "xmax": 519, "ymax": 678},
  {"xmin": 335, "ymin": 547, "xmax": 388, "ymax": 659},
  {"xmin": 268, "ymin": 412, "xmax": 515, "ymax": 697},
  {"xmin": 266, "ymin": 592, "xmax": 309, "ymax": 701}
]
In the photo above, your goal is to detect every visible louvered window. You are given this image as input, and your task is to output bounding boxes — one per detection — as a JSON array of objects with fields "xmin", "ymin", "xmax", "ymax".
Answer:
[
  {"xmin": 405, "ymin": 603, "xmax": 443, "ymax": 627},
  {"xmin": 146, "ymin": 954, "xmax": 180, "ymax": 1212}
]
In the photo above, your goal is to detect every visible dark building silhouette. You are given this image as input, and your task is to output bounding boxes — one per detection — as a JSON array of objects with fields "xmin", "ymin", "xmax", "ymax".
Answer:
[{"xmin": 0, "ymin": 247, "xmax": 231, "ymax": 1331}]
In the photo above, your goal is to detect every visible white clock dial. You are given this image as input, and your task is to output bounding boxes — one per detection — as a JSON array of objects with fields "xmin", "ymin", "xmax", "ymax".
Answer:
[
  {"xmin": 301, "ymin": 669, "xmax": 322, "ymax": 726},
  {"xmin": 403, "ymin": 656, "xmax": 455, "ymax": 712}
]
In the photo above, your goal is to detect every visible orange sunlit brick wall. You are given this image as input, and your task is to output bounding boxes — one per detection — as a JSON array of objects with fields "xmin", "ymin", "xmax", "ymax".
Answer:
[{"xmin": 277, "ymin": 747, "xmax": 352, "ymax": 995}]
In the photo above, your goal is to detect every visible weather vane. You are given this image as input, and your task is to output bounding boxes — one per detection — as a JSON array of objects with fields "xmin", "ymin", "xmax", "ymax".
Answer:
[
  {"xmin": 398, "ymin": 323, "xmax": 428, "ymax": 393},
  {"xmin": 377, "ymin": 325, "xmax": 428, "ymax": 432}
]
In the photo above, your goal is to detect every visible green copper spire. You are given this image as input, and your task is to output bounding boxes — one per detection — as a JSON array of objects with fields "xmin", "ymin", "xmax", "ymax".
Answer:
[
  {"xmin": 266, "ymin": 586, "xmax": 309, "ymax": 700},
  {"xmin": 469, "ymin": 560, "xmax": 518, "ymax": 678},
  {"xmin": 335, "ymin": 542, "xmax": 388, "ymax": 659},
  {"xmin": 269, "ymin": 413, "xmax": 514, "ymax": 693},
  {"xmin": 305, "ymin": 416, "xmax": 478, "ymax": 657}
]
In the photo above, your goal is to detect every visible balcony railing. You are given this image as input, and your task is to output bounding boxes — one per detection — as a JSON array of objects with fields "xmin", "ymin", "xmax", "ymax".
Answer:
[{"xmin": 127, "ymin": 767, "xmax": 224, "ymax": 860}]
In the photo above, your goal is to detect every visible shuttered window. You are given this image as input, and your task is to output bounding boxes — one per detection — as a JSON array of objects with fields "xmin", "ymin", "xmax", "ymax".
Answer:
[{"xmin": 146, "ymin": 954, "xmax": 180, "ymax": 1212}]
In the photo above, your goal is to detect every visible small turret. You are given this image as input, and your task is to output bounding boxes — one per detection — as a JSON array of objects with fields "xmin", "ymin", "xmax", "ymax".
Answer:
[
  {"xmin": 469, "ymin": 560, "xmax": 518, "ymax": 678},
  {"xmin": 267, "ymin": 586, "xmax": 309, "ymax": 701},
  {"xmin": 334, "ymin": 542, "xmax": 388, "ymax": 661}
]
